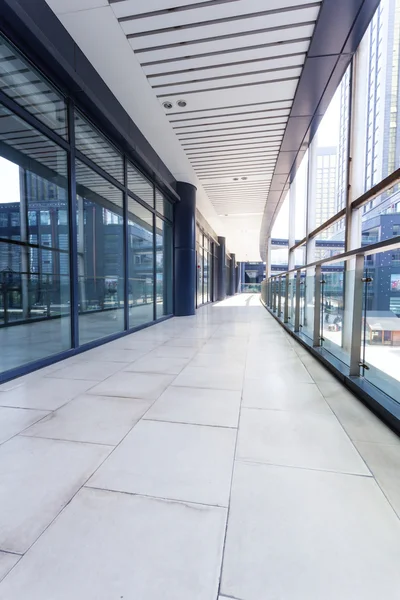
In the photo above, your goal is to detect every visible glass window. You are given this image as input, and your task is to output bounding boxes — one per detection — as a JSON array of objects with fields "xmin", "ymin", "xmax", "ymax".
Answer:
[
  {"xmin": 353, "ymin": 0, "xmax": 400, "ymax": 248},
  {"xmin": 292, "ymin": 152, "xmax": 308, "ymax": 242},
  {"xmin": 155, "ymin": 189, "xmax": 173, "ymax": 220},
  {"xmin": 75, "ymin": 160, "xmax": 124, "ymax": 345},
  {"xmin": 197, "ymin": 247, "xmax": 203, "ymax": 306},
  {"xmin": 155, "ymin": 217, "xmax": 173, "ymax": 319},
  {"xmin": 127, "ymin": 196, "xmax": 154, "ymax": 328},
  {"xmin": 75, "ymin": 111, "xmax": 124, "ymax": 183},
  {"xmin": 127, "ymin": 162, "xmax": 154, "ymax": 208},
  {"xmin": 0, "ymin": 34, "xmax": 67, "ymax": 137},
  {"xmin": 0, "ymin": 105, "xmax": 70, "ymax": 373}
]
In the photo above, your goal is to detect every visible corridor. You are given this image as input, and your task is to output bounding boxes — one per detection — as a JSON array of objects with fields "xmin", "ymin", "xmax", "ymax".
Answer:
[{"xmin": 0, "ymin": 295, "xmax": 400, "ymax": 599}]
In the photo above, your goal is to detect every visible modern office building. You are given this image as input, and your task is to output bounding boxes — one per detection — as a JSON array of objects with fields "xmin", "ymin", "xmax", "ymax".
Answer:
[{"xmin": 1, "ymin": 1, "xmax": 400, "ymax": 599}]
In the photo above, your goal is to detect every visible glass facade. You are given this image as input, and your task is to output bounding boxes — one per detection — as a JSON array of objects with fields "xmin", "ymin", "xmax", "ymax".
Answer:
[
  {"xmin": 265, "ymin": 0, "xmax": 400, "ymax": 420},
  {"xmin": 0, "ymin": 32, "xmax": 174, "ymax": 379},
  {"xmin": 196, "ymin": 224, "xmax": 215, "ymax": 307}
]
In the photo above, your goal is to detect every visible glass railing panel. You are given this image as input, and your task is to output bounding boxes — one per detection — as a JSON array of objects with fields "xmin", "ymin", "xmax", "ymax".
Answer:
[
  {"xmin": 240, "ymin": 283, "xmax": 261, "ymax": 293},
  {"xmin": 302, "ymin": 270, "xmax": 315, "ymax": 340},
  {"xmin": 361, "ymin": 251, "xmax": 400, "ymax": 403},
  {"xmin": 279, "ymin": 277, "xmax": 286, "ymax": 320},
  {"xmin": 299, "ymin": 272, "xmax": 306, "ymax": 330}
]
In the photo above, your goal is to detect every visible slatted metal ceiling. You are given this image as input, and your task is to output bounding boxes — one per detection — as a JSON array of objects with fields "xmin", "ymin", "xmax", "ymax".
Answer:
[{"xmin": 108, "ymin": 0, "xmax": 322, "ymax": 248}]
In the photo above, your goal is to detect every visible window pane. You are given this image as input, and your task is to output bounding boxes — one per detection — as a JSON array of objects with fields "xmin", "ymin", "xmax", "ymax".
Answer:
[
  {"xmin": 353, "ymin": 1, "xmax": 400, "ymax": 248},
  {"xmin": 127, "ymin": 162, "xmax": 154, "ymax": 207},
  {"xmin": 75, "ymin": 111, "xmax": 123, "ymax": 183},
  {"xmin": 127, "ymin": 197, "xmax": 154, "ymax": 327},
  {"xmin": 156, "ymin": 217, "xmax": 173, "ymax": 318},
  {"xmin": 0, "ymin": 34, "xmax": 67, "ymax": 137},
  {"xmin": 155, "ymin": 189, "xmax": 173, "ymax": 220},
  {"xmin": 0, "ymin": 105, "xmax": 70, "ymax": 375},
  {"xmin": 76, "ymin": 160, "xmax": 124, "ymax": 344},
  {"xmin": 308, "ymin": 68, "xmax": 350, "ymax": 238}
]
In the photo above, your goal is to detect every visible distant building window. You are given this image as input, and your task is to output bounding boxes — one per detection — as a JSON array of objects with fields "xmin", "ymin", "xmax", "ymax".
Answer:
[{"xmin": 10, "ymin": 212, "xmax": 20, "ymax": 227}]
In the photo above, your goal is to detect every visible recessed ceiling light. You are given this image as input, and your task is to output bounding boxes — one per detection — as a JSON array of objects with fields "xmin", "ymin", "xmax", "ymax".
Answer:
[
  {"xmin": 233, "ymin": 177, "xmax": 239, "ymax": 181},
  {"xmin": 177, "ymin": 100, "xmax": 187, "ymax": 108},
  {"xmin": 241, "ymin": 177, "xmax": 248, "ymax": 180},
  {"xmin": 163, "ymin": 101, "xmax": 173, "ymax": 109}
]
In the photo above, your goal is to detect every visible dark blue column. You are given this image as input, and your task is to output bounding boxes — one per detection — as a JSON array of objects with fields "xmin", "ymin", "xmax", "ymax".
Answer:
[
  {"xmin": 174, "ymin": 182, "xmax": 196, "ymax": 316},
  {"xmin": 217, "ymin": 236, "xmax": 226, "ymax": 301}
]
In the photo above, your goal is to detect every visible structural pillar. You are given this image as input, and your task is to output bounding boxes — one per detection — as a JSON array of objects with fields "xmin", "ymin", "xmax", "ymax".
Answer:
[
  {"xmin": 174, "ymin": 182, "xmax": 196, "ymax": 316},
  {"xmin": 217, "ymin": 236, "xmax": 227, "ymax": 301}
]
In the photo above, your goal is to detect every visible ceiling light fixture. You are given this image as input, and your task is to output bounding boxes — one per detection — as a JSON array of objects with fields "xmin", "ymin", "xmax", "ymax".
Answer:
[
  {"xmin": 162, "ymin": 101, "xmax": 173, "ymax": 109},
  {"xmin": 177, "ymin": 100, "xmax": 187, "ymax": 108}
]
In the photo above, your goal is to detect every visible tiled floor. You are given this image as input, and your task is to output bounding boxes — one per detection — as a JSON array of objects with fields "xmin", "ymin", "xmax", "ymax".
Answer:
[{"xmin": 0, "ymin": 294, "xmax": 400, "ymax": 598}]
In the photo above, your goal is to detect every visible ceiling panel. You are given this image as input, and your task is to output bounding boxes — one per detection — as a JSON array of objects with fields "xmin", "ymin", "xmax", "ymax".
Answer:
[{"xmin": 106, "ymin": 0, "xmax": 323, "ymax": 260}]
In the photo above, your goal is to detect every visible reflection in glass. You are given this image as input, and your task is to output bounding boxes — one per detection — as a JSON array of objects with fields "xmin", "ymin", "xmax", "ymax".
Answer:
[
  {"xmin": 75, "ymin": 111, "xmax": 123, "ymax": 183},
  {"xmin": 156, "ymin": 218, "xmax": 173, "ymax": 318},
  {"xmin": 0, "ymin": 105, "xmax": 70, "ymax": 372},
  {"xmin": 197, "ymin": 247, "xmax": 203, "ymax": 306},
  {"xmin": 361, "ymin": 250, "xmax": 400, "ymax": 401},
  {"xmin": 76, "ymin": 161, "xmax": 124, "ymax": 344},
  {"xmin": 321, "ymin": 268, "xmax": 346, "ymax": 362},
  {"xmin": 127, "ymin": 162, "xmax": 154, "ymax": 208},
  {"xmin": 0, "ymin": 34, "xmax": 67, "ymax": 137},
  {"xmin": 155, "ymin": 190, "xmax": 173, "ymax": 220},
  {"xmin": 127, "ymin": 197, "xmax": 154, "ymax": 328}
]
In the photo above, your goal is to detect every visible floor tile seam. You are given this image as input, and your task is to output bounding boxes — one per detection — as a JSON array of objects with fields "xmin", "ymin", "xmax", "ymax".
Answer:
[
  {"xmin": 83, "ymin": 484, "xmax": 229, "ymax": 510},
  {"xmin": 0, "ymin": 549, "xmax": 23, "ymax": 557},
  {"xmin": 216, "ymin": 337, "xmax": 248, "ymax": 598},
  {"xmin": 43, "ymin": 358, "xmax": 130, "ymax": 384},
  {"xmin": 170, "ymin": 383, "xmax": 242, "ymax": 392},
  {"xmin": 302, "ymin": 378, "xmax": 376, "ymax": 478},
  {"xmin": 0, "ymin": 410, "xmax": 53, "ymax": 448},
  {"xmin": 141, "ymin": 417, "xmax": 238, "ymax": 430},
  {"xmin": 239, "ymin": 405, "xmax": 334, "ymax": 415},
  {"xmin": 17, "ymin": 433, "xmax": 116, "ymax": 448},
  {"xmin": 234, "ymin": 457, "xmax": 374, "ymax": 479},
  {"xmin": 4, "ymin": 393, "xmax": 164, "ymax": 561}
]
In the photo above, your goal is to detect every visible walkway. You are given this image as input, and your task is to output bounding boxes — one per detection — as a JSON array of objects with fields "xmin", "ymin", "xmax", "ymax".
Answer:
[{"xmin": 0, "ymin": 295, "xmax": 400, "ymax": 599}]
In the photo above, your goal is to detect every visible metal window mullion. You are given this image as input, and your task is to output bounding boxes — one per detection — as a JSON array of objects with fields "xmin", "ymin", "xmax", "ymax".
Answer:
[
  {"xmin": 123, "ymin": 156, "xmax": 129, "ymax": 331},
  {"xmin": 0, "ymin": 88, "xmax": 70, "ymax": 151},
  {"xmin": 349, "ymin": 254, "xmax": 365, "ymax": 376},
  {"xmin": 152, "ymin": 187, "xmax": 157, "ymax": 321},
  {"xmin": 313, "ymin": 265, "xmax": 322, "ymax": 346},
  {"xmin": 67, "ymin": 100, "xmax": 79, "ymax": 348},
  {"xmin": 294, "ymin": 270, "xmax": 301, "ymax": 332}
]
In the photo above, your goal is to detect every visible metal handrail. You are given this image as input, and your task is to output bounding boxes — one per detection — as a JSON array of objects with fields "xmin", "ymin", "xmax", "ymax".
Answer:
[{"xmin": 268, "ymin": 235, "xmax": 400, "ymax": 278}]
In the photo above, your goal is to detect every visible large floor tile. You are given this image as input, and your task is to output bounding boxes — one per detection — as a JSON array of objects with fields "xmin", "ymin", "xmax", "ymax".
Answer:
[
  {"xmin": 88, "ymin": 371, "xmax": 175, "ymax": 400},
  {"xmin": 46, "ymin": 360, "xmax": 125, "ymax": 381},
  {"xmin": 78, "ymin": 346, "xmax": 150, "ymax": 363},
  {"xmin": 173, "ymin": 366, "xmax": 243, "ymax": 391},
  {"xmin": 0, "ymin": 552, "xmax": 20, "ymax": 583},
  {"xmin": 123, "ymin": 355, "xmax": 190, "ymax": 375},
  {"xmin": 354, "ymin": 440, "xmax": 400, "ymax": 518},
  {"xmin": 242, "ymin": 378, "xmax": 332, "ymax": 414},
  {"xmin": 144, "ymin": 386, "xmax": 241, "ymax": 428},
  {"xmin": 0, "ymin": 407, "xmax": 49, "ymax": 444},
  {"xmin": 237, "ymin": 408, "xmax": 370, "ymax": 475},
  {"xmin": 189, "ymin": 352, "xmax": 246, "ymax": 370},
  {"xmin": 0, "ymin": 378, "xmax": 97, "ymax": 410},
  {"xmin": 0, "ymin": 487, "xmax": 226, "ymax": 600},
  {"xmin": 163, "ymin": 338, "xmax": 206, "ymax": 348},
  {"xmin": 88, "ymin": 420, "xmax": 236, "ymax": 506},
  {"xmin": 318, "ymin": 382, "xmax": 400, "ymax": 444},
  {"xmin": 246, "ymin": 359, "xmax": 314, "ymax": 383},
  {"xmin": 0, "ymin": 436, "xmax": 110, "ymax": 553},
  {"xmin": 147, "ymin": 345, "xmax": 199, "ymax": 359},
  {"xmin": 221, "ymin": 461, "xmax": 400, "ymax": 600},
  {"xmin": 23, "ymin": 395, "xmax": 151, "ymax": 446}
]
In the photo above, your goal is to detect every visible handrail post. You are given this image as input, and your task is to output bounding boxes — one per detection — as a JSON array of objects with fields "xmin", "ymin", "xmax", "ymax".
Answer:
[
  {"xmin": 294, "ymin": 270, "xmax": 301, "ymax": 332},
  {"xmin": 349, "ymin": 254, "xmax": 365, "ymax": 376},
  {"xmin": 313, "ymin": 265, "xmax": 322, "ymax": 346},
  {"xmin": 284, "ymin": 273, "xmax": 289, "ymax": 323},
  {"xmin": 273, "ymin": 277, "xmax": 277, "ymax": 312}
]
